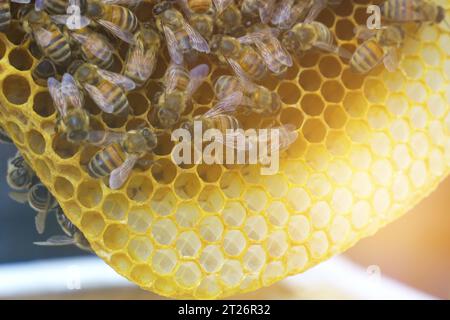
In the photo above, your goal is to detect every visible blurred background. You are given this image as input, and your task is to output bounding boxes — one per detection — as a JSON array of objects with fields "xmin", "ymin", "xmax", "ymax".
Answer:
[{"xmin": 0, "ymin": 144, "xmax": 448, "ymax": 300}]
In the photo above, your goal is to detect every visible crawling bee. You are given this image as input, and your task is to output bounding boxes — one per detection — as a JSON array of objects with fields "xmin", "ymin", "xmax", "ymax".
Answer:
[
  {"xmin": 240, "ymin": 0, "xmax": 276, "ymax": 25},
  {"xmin": 6, "ymin": 151, "xmax": 35, "ymax": 191},
  {"xmin": 19, "ymin": 6, "xmax": 72, "ymax": 66},
  {"xmin": 270, "ymin": 0, "xmax": 313, "ymax": 30},
  {"xmin": 34, "ymin": 206, "xmax": 91, "ymax": 252},
  {"xmin": 0, "ymin": 0, "xmax": 31, "ymax": 31},
  {"xmin": 177, "ymin": 0, "xmax": 215, "ymax": 41},
  {"xmin": 380, "ymin": 0, "xmax": 447, "ymax": 25},
  {"xmin": 86, "ymin": 128, "xmax": 158, "ymax": 189},
  {"xmin": 32, "ymin": 58, "xmax": 58, "ymax": 86},
  {"xmin": 213, "ymin": 0, "xmax": 245, "ymax": 36},
  {"xmin": 124, "ymin": 22, "xmax": 161, "ymax": 88},
  {"xmin": 214, "ymin": 75, "xmax": 282, "ymax": 115},
  {"xmin": 350, "ymin": 25, "xmax": 405, "ymax": 74},
  {"xmin": 282, "ymin": 21, "xmax": 351, "ymax": 59},
  {"xmin": 10, "ymin": 181, "xmax": 59, "ymax": 234},
  {"xmin": 70, "ymin": 61, "xmax": 135, "ymax": 115},
  {"xmin": 153, "ymin": 0, "xmax": 210, "ymax": 64},
  {"xmin": 47, "ymin": 73, "xmax": 95, "ymax": 144},
  {"xmin": 210, "ymin": 34, "xmax": 268, "ymax": 82},
  {"xmin": 51, "ymin": 0, "xmax": 138, "ymax": 44},
  {"xmin": 157, "ymin": 63, "xmax": 209, "ymax": 128},
  {"xmin": 70, "ymin": 27, "xmax": 115, "ymax": 69},
  {"xmin": 0, "ymin": 124, "xmax": 13, "ymax": 144},
  {"xmin": 239, "ymin": 24, "xmax": 293, "ymax": 74}
]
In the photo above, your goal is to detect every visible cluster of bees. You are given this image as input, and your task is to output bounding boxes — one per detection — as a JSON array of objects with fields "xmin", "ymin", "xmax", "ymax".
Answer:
[{"xmin": 0, "ymin": 0, "xmax": 447, "ymax": 249}]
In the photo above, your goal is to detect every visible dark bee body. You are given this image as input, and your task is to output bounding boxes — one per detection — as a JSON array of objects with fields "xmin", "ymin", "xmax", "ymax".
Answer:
[
  {"xmin": 350, "ymin": 39, "xmax": 385, "ymax": 74},
  {"xmin": 88, "ymin": 142, "xmax": 127, "ymax": 178},
  {"xmin": 21, "ymin": 9, "xmax": 72, "ymax": 65},
  {"xmin": 7, "ymin": 152, "xmax": 35, "ymax": 191},
  {"xmin": 202, "ymin": 115, "xmax": 240, "ymax": 133},
  {"xmin": 28, "ymin": 182, "xmax": 58, "ymax": 213},
  {"xmin": 381, "ymin": 0, "xmax": 446, "ymax": 24},
  {"xmin": 182, "ymin": 0, "xmax": 215, "ymax": 40},
  {"xmin": 32, "ymin": 58, "xmax": 58, "ymax": 86},
  {"xmin": 283, "ymin": 21, "xmax": 334, "ymax": 53},
  {"xmin": 0, "ymin": 0, "xmax": 11, "ymax": 31},
  {"xmin": 72, "ymin": 28, "xmax": 114, "ymax": 69},
  {"xmin": 86, "ymin": 0, "xmax": 138, "ymax": 34},
  {"xmin": 215, "ymin": 2, "xmax": 245, "ymax": 36},
  {"xmin": 42, "ymin": 0, "xmax": 72, "ymax": 14},
  {"xmin": 55, "ymin": 207, "xmax": 92, "ymax": 251}
]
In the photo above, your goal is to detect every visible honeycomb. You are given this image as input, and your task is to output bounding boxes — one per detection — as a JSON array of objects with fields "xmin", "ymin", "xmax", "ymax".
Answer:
[{"xmin": 0, "ymin": 0, "xmax": 449, "ymax": 299}]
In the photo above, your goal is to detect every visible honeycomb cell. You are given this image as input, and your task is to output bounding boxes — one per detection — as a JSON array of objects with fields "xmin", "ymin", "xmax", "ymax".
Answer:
[
  {"xmin": 219, "ymin": 172, "xmax": 245, "ymax": 198},
  {"xmin": 262, "ymin": 261, "xmax": 285, "ymax": 287},
  {"xmin": 197, "ymin": 163, "xmax": 222, "ymax": 183},
  {"xmin": 319, "ymin": 56, "xmax": 342, "ymax": 78},
  {"xmin": 150, "ymin": 187, "xmax": 177, "ymax": 216},
  {"xmin": 195, "ymin": 275, "xmax": 222, "ymax": 299},
  {"xmin": 130, "ymin": 265, "xmax": 156, "ymax": 286},
  {"xmin": 222, "ymin": 201, "xmax": 246, "ymax": 228},
  {"xmin": 3, "ymin": 75, "xmax": 30, "ymax": 105},
  {"xmin": 5, "ymin": 121, "xmax": 24, "ymax": 144},
  {"xmin": 307, "ymin": 231, "xmax": 329, "ymax": 259},
  {"xmin": 298, "ymin": 69, "xmax": 322, "ymax": 92},
  {"xmin": 244, "ymin": 215, "xmax": 268, "ymax": 242},
  {"xmin": 176, "ymin": 231, "xmax": 201, "ymax": 258},
  {"xmin": 27, "ymin": 130, "xmax": 46, "ymax": 155},
  {"xmin": 103, "ymin": 224, "xmax": 129, "ymax": 251},
  {"xmin": 173, "ymin": 172, "xmax": 201, "ymax": 199},
  {"xmin": 278, "ymin": 81, "xmax": 301, "ymax": 104},
  {"xmin": 198, "ymin": 186, "xmax": 224, "ymax": 213},
  {"xmin": 77, "ymin": 181, "xmax": 103, "ymax": 209},
  {"xmin": 265, "ymin": 230, "xmax": 288, "ymax": 258},
  {"xmin": 80, "ymin": 211, "xmax": 105, "ymax": 238},
  {"xmin": 102, "ymin": 193, "xmax": 129, "ymax": 221},
  {"xmin": 200, "ymin": 245, "xmax": 225, "ymax": 273},
  {"xmin": 243, "ymin": 187, "xmax": 268, "ymax": 213},
  {"xmin": 175, "ymin": 262, "xmax": 202, "ymax": 289},
  {"xmin": 363, "ymin": 78, "xmax": 387, "ymax": 104},
  {"xmin": 280, "ymin": 107, "xmax": 304, "ymax": 129},
  {"xmin": 321, "ymin": 80, "xmax": 345, "ymax": 103},
  {"xmin": 220, "ymin": 260, "xmax": 243, "ymax": 288},
  {"xmin": 151, "ymin": 218, "xmax": 178, "ymax": 246},
  {"xmin": 341, "ymin": 67, "xmax": 365, "ymax": 90},
  {"xmin": 54, "ymin": 176, "xmax": 74, "ymax": 200},
  {"xmin": 128, "ymin": 236, "xmax": 153, "ymax": 262},
  {"xmin": 199, "ymin": 216, "xmax": 224, "ymax": 243},
  {"xmin": 127, "ymin": 92, "xmax": 150, "ymax": 116},
  {"xmin": 243, "ymin": 245, "xmax": 266, "ymax": 272},
  {"xmin": 102, "ymin": 112, "xmax": 127, "ymax": 129},
  {"xmin": 335, "ymin": 18, "xmax": 355, "ymax": 41},
  {"xmin": 33, "ymin": 92, "xmax": 55, "ymax": 118},
  {"xmin": 343, "ymin": 91, "xmax": 368, "ymax": 118},
  {"xmin": 4, "ymin": 21, "xmax": 26, "ymax": 45},
  {"xmin": 152, "ymin": 249, "xmax": 178, "ymax": 275},
  {"xmin": 9, "ymin": 48, "xmax": 33, "ymax": 71},
  {"xmin": 223, "ymin": 230, "xmax": 246, "ymax": 257},
  {"xmin": 302, "ymin": 119, "xmax": 327, "ymax": 143},
  {"xmin": 151, "ymin": 158, "xmax": 177, "ymax": 185},
  {"xmin": 52, "ymin": 134, "xmax": 79, "ymax": 159},
  {"xmin": 110, "ymin": 253, "xmax": 132, "ymax": 274},
  {"xmin": 175, "ymin": 202, "xmax": 200, "ymax": 228}
]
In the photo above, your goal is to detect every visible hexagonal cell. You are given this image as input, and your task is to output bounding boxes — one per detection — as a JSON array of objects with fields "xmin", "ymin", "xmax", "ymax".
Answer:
[
  {"xmin": 176, "ymin": 231, "xmax": 202, "ymax": 258},
  {"xmin": 219, "ymin": 172, "xmax": 245, "ymax": 198},
  {"xmin": 335, "ymin": 19, "xmax": 355, "ymax": 41},
  {"xmin": 220, "ymin": 260, "xmax": 243, "ymax": 288},
  {"xmin": 102, "ymin": 193, "xmax": 129, "ymax": 221},
  {"xmin": 126, "ymin": 175, "xmax": 153, "ymax": 202},
  {"xmin": 77, "ymin": 180, "xmax": 103, "ymax": 208},
  {"xmin": 287, "ymin": 215, "xmax": 311, "ymax": 243},
  {"xmin": 196, "ymin": 163, "xmax": 222, "ymax": 183},
  {"xmin": 128, "ymin": 236, "xmax": 153, "ymax": 262},
  {"xmin": 110, "ymin": 253, "xmax": 132, "ymax": 274},
  {"xmin": 52, "ymin": 134, "xmax": 79, "ymax": 159},
  {"xmin": 302, "ymin": 118, "xmax": 327, "ymax": 143},
  {"xmin": 54, "ymin": 176, "xmax": 74, "ymax": 200},
  {"xmin": 262, "ymin": 261, "xmax": 285, "ymax": 287},
  {"xmin": 130, "ymin": 265, "xmax": 155, "ymax": 286},
  {"xmin": 326, "ymin": 131, "xmax": 351, "ymax": 156},
  {"xmin": 199, "ymin": 216, "xmax": 224, "ymax": 243},
  {"xmin": 57, "ymin": 165, "xmax": 81, "ymax": 182},
  {"xmin": 307, "ymin": 231, "xmax": 329, "ymax": 259},
  {"xmin": 9, "ymin": 48, "xmax": 33, "ymax": 71},
  {"xmin": 363, "ymin": 78, "xmax": 387, "ymax": 103},
  {"xmin": 262, "ymin": 174, "xmax": 288, "ymax": 198},
  {"xmin": 103, "ymin": 224, "xmax": 129, "ymax": 251},
  {"xmin": 152, "ymin": 248, "xmax": 178, "ymax": 275},
  {"xmin": 175, "ymin": 262, "xmax": 202, "ymax": 289},
  {"xmin": 151, "ymin": 218, "xmax": 178, "ymax": 246},
  {"xmin": 319, "ymin": 56, "xmax": 342, "ymax": 78},
  {"xmin": 298, "ymin": 69, "xmax": 322, "ymax": 91},
  {"xmin": 5, "ymin": 121, "xmax": 24, "ymax": 145},
  {"xmin": 223, "ymin": 230, "xmax": 247, "ymax": 257},
  {"xmin": 102, "ymin": 112, "xmax": 128, "ymax": 129},
  {"xmin": 321, "ymin": 80, "xmax": 345, "ymax": 103},
  {"xmin": 154, "ymin": 132, "xmax": 175, "ymax": 156},
  {"xmin": 151, "ymin": 158, "xmax": 177, "ymax": 185},
  {"xmin": 195, "ymin": 275, "xmax": 222, "ymax": 299},
  {"xmin": 200, "ymin": 245, "xmax": 224, "ymax": 273},
  {"xmin": 80, "ymin": 211, "xmax": 105, "ymax": 238},
  {"xmin": 341, "ymin": 67, "xmax": 365, "ymax": 90},
  {"xmin": 150, "ymin": 187, "xmax": 178, "ymax": 216},
  {"xmin": 35, "ymin": 158, "xmax": 51, "ymax": 182},
  {"xmin": 127, "ymin": 92, "xmax": 150, "ymax": 116},
  {"xmin": 173, "ymin": 172, "xmax": 201, "ymax": 200},
  {"xmin": 280, "ymin": 107, "xmax": 304, "ymax": 129},
  {"xmin": 64, "ymin": 201, "xmax": 82, "ymax": 221},
  {"xmin": 286, "ymin": 246, "xmax": 309, "ymax": 274},
  {"xmin": 198, "ymin": 186, "xmax": 225, "ymax": 213},
  {"xmin": 3, "ymin": 75, "xmax": 31, "ymax": 105},
  {"xmin": 343, "ymin": 91, "xmax": 368, "ymax": 118},
  {"xmin": 243, "ymin": 245, "xmax": 266, "ymax": 273},
  {"xmin": 221, "ymin": 201, "xmax": 246, "ymax": 228},
  {"xmin": 278, "ymin": 81, "xmax": 301, "ymax": 104},
  {"xmin": 4, "ymin": 21, "xmax": 26, "ymax": 45},
  {"xmin": 324, "ymin": 104, "xmax": 347, "ymax": 129},
  {"xmin": 244, "ymin": 215, "xmax": 268, "ymax": 242},
  {"xmin": 26, "ymin": 130, "xmax": 46, "ymax": 155}
]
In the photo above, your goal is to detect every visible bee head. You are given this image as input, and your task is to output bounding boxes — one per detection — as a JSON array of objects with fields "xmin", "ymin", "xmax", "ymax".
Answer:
[
  {"xmin": 157, "ymin": 108, "xmax": 179, "ymax": 128},
  {"xmin": 153, "ymin": 1, "xmax": 173, "ymax": 16},
  {"xmin": 140, "ymin": 128, "xmax": 158, "ymax": 151},
  {"xmin": 436, "ymin": 6, "xmax": 445, "ymax": 24}
]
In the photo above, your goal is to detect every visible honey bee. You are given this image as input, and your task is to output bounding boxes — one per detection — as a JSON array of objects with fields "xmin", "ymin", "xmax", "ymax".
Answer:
[
  {"xmin": 34, "ymin": 206, "xmax": 91, "ymax": 251},
  {"xmin": 210, "ymin": 34, "xmax": 268, "ymax": 82},
  {"xmin": 86, "ymin": 128, "xmax": 158, "ymax": 189},
  {"xmin": 350, "ymin": 25, "xmax": 405, "ymax": 74},
  {"xmin": 177, "ymin": 0, "xmax": 215, "ymax": 41},
  {"xmin": 240, "ymin": 0, "xmax": 276, "ymax": 25},
  {"xmin": 153, "ymin": 0, "xmax": 210, "ymax": 64},
  {"xmin": 70, "ymin": 27, "xmax": 115, "ymax": 69},
  {"xmin": 124, "ymin": 22, "xmax": 161, "ymax": 88},
  {"xmin": 282, "ymin": 21, "xmax": 351, "ymax": 59},
  {"xmin": 380, "ymin": 0, "xmax": 446, "ymax": 25},
  {"xmin": 10, "ymin": 181, "xmax": 59, "ymax": 234},
  {"xmin": 70, "ymin": 62, "xmax": 135, "ymax": 115},
  {"xmin": 20, "ymin": 7, "xmax": 72, "ymax": 66},
  {"xmin": 51, "ymin": 0, "xmax": 138, "ymax": 44},
  {"xmin": 157, "ymin": 63, "xmax": 209, "ymax": 128},
  {"xmin": 34, "ymin": 0, "xmax": 69, "ymax": 14},
  {"xmin": 48, "ymin": 73, "xmax": 95, "ymax": 144},
  {"xmin": 0, "ymin": 124, "xmax": 13, "ymax": 144},
  {"xmin": 32, "ymin": 58, "xmax": 58, "ymax": 86},
  {"xmin": 247, "ymin": 124, "xmax": 298, "ymax": 158},
  {"xmin": 239, "ymin": 24, "xmax": 293, "ymax": 74},
  {"xmin": 0, "ymin": 0, "xmax": 31, "ymax": 31},
  {"xmin": 6, "ymin": 151, "xmax": 35, "ymax": 191},
  {"xmin": 214, "ymin": 75, "xmax": 282, "ymax": 115},
  {"xmin": 212, "ymin": 0, "xmax": 245, "ymax": 36},
  {"xmin": 270, "ymin": 0, "xmax": 313, "ymax": 30}
]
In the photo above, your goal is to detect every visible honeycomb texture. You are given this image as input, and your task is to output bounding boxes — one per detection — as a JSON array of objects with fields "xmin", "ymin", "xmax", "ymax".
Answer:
[{"xmin": 0, "ymin": 0, "xmax": 449, "ymax": 299}]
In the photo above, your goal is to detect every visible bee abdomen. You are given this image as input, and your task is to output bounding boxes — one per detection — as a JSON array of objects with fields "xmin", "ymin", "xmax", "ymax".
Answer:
[
  {"xmin": 0, "ymin": 5, "xmax": 11, "ymax": 31},
  {"xmin": 350, "ymin": 40, "xmax": 384, "ymax": 74},
  {"xmin": 29, "ymin": 184, "xmax": 58, "ymax": 212},
  {"xmin": 88, "ymin": 144, "xmax": 126, "ymax": 178}
]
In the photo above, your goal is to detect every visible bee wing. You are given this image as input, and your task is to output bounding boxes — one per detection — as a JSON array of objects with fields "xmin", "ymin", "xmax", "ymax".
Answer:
[
  {"xmin": 314, "ymin": 41, "xmax": 352, "ymax": 60},
  {"xmin": 258, "ymin": 124, "xmax": 299, "ymax": 153},
  {"xmin": 227, "ymin": 58, "xmax": 257, "ymax": 93},
  {"xmin": 33, "ymin": 0, "xmax": 44, "ymax": 10},
  {"xmin": 165, "ymin": 63, "xmax": 182, "ymax": 93},
  {"xmin": 12, "ymin": 0, "xmax": 31, "ymax": 3},
  {"xmin": 51, "ymin": 15, "xmax": 91, "ymax": 30},
  {"xmin": 97, "ymin": 68, "xmax": 136, "ymax": 92},
  {"xmin": 127, "ymin": 41, "xmax": 156, "ymax": 82},
  {"xmin": 304, "ymin": 0, "xmax": 327, "ymax": 23},
  {"xmin": 87, "ymin": 131, "xmax": 125, "ymax": 146},
  {"xmin": 182, "ymin": 19, "xmax": 210, "ymax": 53},
  {"xmin": 97, "ymin": 19, "xmax": 136, "ymax": 45},
  {"xmin": 186, "ymin": 64, "xmax": 210, "ymax": 98},
  {"xmin": 8, "ymin": 191, "xmax": 29, "ymax": 204},
  {"xmin": 34, "ymin": 235, "xmax": 76, "ymax": 246},
  {"xmin": 72, "ymin": 32, "xmax": 114, "ymax": 62},
  {"xmin": 61, "ymin": 73, "xmax": 84, "ymax": 109},
  {"xmin": 213, "ymin": 0, "xmax": 233, "ymax": 13},
  {"xmin": 203, "ymin": 91, "xmax": 244, "ymax": 118},
  {"xmin": 102, "ymin": 0, "xmax": 142, "ymax": 5},
  {"xmin": 109, "ymin": 155, "xmax": 138, "ymax": 190},
  {"xmin": 383, "ymin": 47, "xmax": 399, "ymax": 72},
  {"xmin": 35, "ymin": 211, "xmax": 49, "ymax": 235},
  {"xmin": 48, "ymin": 77, "xmax": 68, "ymax": 117},
  {"xmin": 33, "ymin": 27, "xmax": 55, "ymax": 47},
  {"xmin": 163, "ymin": 25, "xmax": 184, "ymax": 65},
  {"xmin": 259, "ymin": 0, "xmax": 276, "ymax": 24},
  {"xmin": 271, "ymin": 0, "xmax": 294, "ymax": 25},
  {"xmin": 354, "ymin": 25, "xmax": 378, "ymax": 41},
  {"xmin": 84, "ymin": 83, "xmax": 115, "ymax": 114}
]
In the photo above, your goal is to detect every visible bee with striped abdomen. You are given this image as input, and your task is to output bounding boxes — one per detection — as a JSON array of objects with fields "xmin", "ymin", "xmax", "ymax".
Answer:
[
  {"xmin": 20, "ymin": 6, "xmax": 72, "ymax": 66},
  {"xmin": 70, "ymin": 61, "xmax": 135, "ymax": 115},
  {"xmin": 210, "ymin": 34, "xmax": 268, "ymax": 82},
  {"xmin": 213, "ymin": 0, "xmax": 245, "ymax": 36},
  {"xmin": 124, "ymin": 22, "xmax": 161, "ymax": 88},
  {"xmin": 34, "ymin": 206, "xmax": 92, "ymax": 251},
  {"xmin": 0, "ymin": 0, "xmax": 31, "ymax": 31},
  {"xmin": 239, "ymin": 24, "xmax": 293, "ymax": 75},
  {"xmin": 214, "ymin": 75, "xmax": 282, "ymax": 116},
  {"xmin": 156, "ymin": 62, "xmax": 209, "ymax": 128},
  {"xmin": 240, "ymin": 0, "xmax": 276, "ymax": 25},
  {"xmin": 177, "ymin": 0, "xmax": 215, "ymax": 41},
  {"xmin": 380, "ymin": 0, "xmax": 446, "ymax": 25},
  {"xmin": 32, "ymin": 58, "xmax": 58, "ymax": 86},
  {"xmin": 86, "ymin": 128, "xmax": 158, "ymax": 189},
  {"xmin": 6, "ymin": 151, "xmax": 35, "ymax": 191},
  {"xmin": 350, "ymin": 25, "xmax": 405, "ymax": 74},
  {"xmin": 153, "ymin": 0, "xmax": 210, "ymax": 64},
  {"xmin": 270, "ymin": 0, "xmax": 313, "ymax": 30}
]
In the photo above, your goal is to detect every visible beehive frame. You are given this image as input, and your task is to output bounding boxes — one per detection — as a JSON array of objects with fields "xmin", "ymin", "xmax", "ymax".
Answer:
[{"xmin": 0, "ymin": 0, "xmax": 449, "ymax": 299}]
